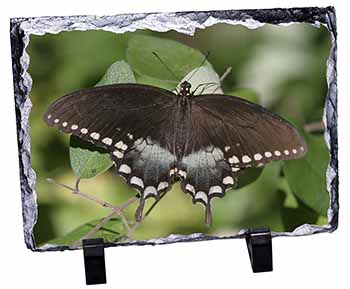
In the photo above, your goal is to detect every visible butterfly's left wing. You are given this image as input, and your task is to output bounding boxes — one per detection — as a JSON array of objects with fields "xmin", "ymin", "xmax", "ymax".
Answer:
[
  {"xmin": 178, "ymin": 93, "xmax": 307, "ymax": 224},
  {"xmin": 44, "ymin": 84, "xmax": 178, "ymax": 221}
]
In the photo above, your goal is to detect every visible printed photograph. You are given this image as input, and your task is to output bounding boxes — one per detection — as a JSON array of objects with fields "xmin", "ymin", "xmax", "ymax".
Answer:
[{"xmin": 26, "ymin": 21, "xmax": 331, "ymax": 248}]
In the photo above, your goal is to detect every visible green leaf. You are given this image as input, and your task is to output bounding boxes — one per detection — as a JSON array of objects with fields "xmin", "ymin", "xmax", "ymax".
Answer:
[
  {"xmin": 126, "ymin": 35, "xmax": 212, "ymax": 87},
  {"xmin": 214, "ymin": 162, "xmax": 286, "ymax": 232},
  {"xmin": 283, "ymin": 133, "xmax": 330, "ymax": 216},
  {"xmin": 69, "ymin": 135, "xmax": 113, "ymax": 179},
  {"xmin": 279, "ymin": 177, "xmax": 298, "ymax": 208},
  {"xmin": 95, "ymin": 59, "xmax": 136, "ymax": 86},
  {"xmin": 236, "ymin": 167, "xmax": 264, "ymax": 189},
  {"xmin": 281, "ymin": 196, "xmax": 320, "ymax": 231},
  {"xmin": 69, "ymin": 60, "xmax": 136, "ymax": 178},
  {"xmin": 48, "ymin": 218, "xmax": 125, "ymax": 246},
  {"xmin": 316, "ymin": 215, "xmax": 328, "ymax": 226}
]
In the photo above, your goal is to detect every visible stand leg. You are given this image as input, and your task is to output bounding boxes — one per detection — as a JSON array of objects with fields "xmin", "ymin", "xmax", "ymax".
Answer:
[
  {"xmin": 83, "ymin": 238, "xmax": 107, "ymax": 285},
  {"xmin": 245, "ymin": 227, "xmax": 273, "ymax": 273}
]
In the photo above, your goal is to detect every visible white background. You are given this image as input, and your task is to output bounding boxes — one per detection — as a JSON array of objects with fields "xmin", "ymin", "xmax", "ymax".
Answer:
[{"xmin": 0, "ymin": 0, "xmax": 348, "ymax": 288}]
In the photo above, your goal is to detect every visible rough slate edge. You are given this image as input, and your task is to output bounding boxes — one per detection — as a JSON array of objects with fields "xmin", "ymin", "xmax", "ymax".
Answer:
[{"xmin": 9, "ymin": 6, "xmax": 338, "ymax": 252}]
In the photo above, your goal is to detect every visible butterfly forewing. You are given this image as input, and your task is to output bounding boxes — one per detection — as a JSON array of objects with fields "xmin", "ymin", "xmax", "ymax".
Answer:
[
  {"xmin": 191, "ymin": 94, "xmax": 307, "ymax": 167},
  {"xmin": 44, "ymin": 84, "xmax": 176, "ymax": 145}
]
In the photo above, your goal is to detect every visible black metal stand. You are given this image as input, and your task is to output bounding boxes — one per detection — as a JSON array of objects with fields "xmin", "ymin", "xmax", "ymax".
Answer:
[
  {"xmin": 83, "ymin": 238, "xmax": 107, "ymax": 285},
  {"xmin": 245, "ymin": 227, "xmax": 273, "ymax": 273},
  {"xmin": 81, "ymin": 229, "xmax": 272, "ymax": 284}
]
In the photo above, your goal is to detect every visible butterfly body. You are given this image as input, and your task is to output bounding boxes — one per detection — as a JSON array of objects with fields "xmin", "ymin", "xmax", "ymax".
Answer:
[{"xmin": 44, "ymin": 81, "xmax": 307, "ymax": 225}]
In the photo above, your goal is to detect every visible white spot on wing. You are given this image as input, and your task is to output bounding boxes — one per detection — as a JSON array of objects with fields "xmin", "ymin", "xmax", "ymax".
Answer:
[
  {"xmin": 113, "ymin": 150, "xmax": 124, "ymax": 159},
  {"xmin": 265, "ymin": 151, "xmax": 272, "ymax": 158},
  {"xmin": 224, "ymin": 146, "xmax": 231, "ymax": 152},
  {"xmin": 115, "ymin": 141, "xmax": 124, "ymax": 149},
  {"xmin": 130, "ymin": 176, "xmax": 144, "ymax": 189},
  {"xmin": 47, "ymin": 114, "xmax": 52, "ymax": 119},
  {"xmin": 81, "ymin": 128, "xmax": 88, "ymax": 134},
  {"xmin": 231, "ymin": 167, "xmax": 240, "ymax": 172},
  {"xmin": 127, "ymin": 133, "xmax": 134, "ymax": 140},
  {"xmin": 209, "ymin": 185, "xmax": 222, "ymax": 195},
  {"xmin": 242, "ymin": 155, "xmax": 252, "ymax": 163},
  {"xmin": 157, "ymin": 182, "xmax": 169, "ymax": 191},
  {"xmin": 284, "ymin": 150, "xmax": 290, "ymax": 155},
  {"xmin": 71, "ymin": 124, "xmax": 78, "ymax": 130},
  {"xmin": 195, "ymin": 191, "xmax": 208, "ymax": 204},
  {"xmin": 223, "ymin": 176, "xmax": 234, "ymax": 185},
  {"xmin": 228, "ymin": 156, "xmax": 240, "ymax": 164},
  {"xmin": 254, "ymin": 153, "xmax": 263, "ymax": 161},
  {"xmin": 54, "ymin": 119, "xmax": 60, "ymax": 124},
  {"xmin": 185, "ymin": 184, "xmax": 195, "ymax": 195},
  {"xmin": 102, "ymin": 137, "xmax": 112, "ymax": 146},
  {"xmin": 62, "ymin": 122, "xmax": 68, "ymax": 127},
  {"xmin": 179, "ymin": 170, "xmax": 187, "ymax": 178},
  {"xmin": 119, "ymin": 164, "xmax": 131, "ymax": 174},
  {"xmin": 274, "ymin": 150, "xmax": 281, "ymax": 156},
  {"xmin": 169, "ymin": 168, "xmax": 176, "ymax": 176},
  {"xmin": 90, "ymin": 132, "xmax": 100, "ymax": 140},
  {"xmin": 292, "ymin": 149, "xmax": 297, "ymax": 154},
  {"xmin": 144, "ymin": 186, "xmax": 157, "ymax": 198}
]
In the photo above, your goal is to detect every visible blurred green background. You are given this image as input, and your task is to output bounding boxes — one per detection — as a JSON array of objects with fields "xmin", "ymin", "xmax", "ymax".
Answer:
[{"xmin": 27, "ymin": 23, "xmax": 331, "ymax": 247}]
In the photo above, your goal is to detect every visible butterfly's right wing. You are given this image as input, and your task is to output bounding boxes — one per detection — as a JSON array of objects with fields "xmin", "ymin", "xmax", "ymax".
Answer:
[
  {"xmin": 177, "ymin": 93, "xmax": 307, "ymax": 225},
  {"xmin": 44, "ymin": 84, "xmax": 178, "ymax": 220}
]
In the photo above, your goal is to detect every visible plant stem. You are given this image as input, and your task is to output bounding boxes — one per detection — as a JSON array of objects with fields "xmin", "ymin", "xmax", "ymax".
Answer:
[
  {"xmin": 47, "ymin": 178, "xmax": 116, "ymax": 209},
  {"xmin": 304, "ymin": 121, "xmax": 325, "ymax": 133},
  {"xmin": 74, "ymin": 210, "xmax": 118, "ymax": 246},
  {"xmin": 48, "ymin": 177, "xmax": 139, "ymax": 243}
]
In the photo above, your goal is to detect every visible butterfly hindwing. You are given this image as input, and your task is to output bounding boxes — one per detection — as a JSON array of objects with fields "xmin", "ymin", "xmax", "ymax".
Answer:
[
  {"xmin": 112, "ymin": 137, "xmax": 176, "ymax": 221},
  {"xmin": 179, "ymin": 146, "xmax": 237, "ymax": 224}
]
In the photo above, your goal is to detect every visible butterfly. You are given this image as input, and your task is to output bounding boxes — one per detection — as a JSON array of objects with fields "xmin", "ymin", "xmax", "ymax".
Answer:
[{"xmin": 44, "ymin": 78, "xmax": 307, "ymax": 225}]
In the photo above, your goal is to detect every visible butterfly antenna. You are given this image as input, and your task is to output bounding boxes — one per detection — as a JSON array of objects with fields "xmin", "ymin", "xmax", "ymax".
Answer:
[
  {"xmin": 152, "ymin": 52, "xmax": 181, "ymax": 82},
  {"xmin": 186, "ymin": 51, "xmax": 211, "ymax": 82}
]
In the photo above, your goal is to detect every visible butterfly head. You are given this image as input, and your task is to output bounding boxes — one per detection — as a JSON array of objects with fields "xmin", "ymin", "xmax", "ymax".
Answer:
[{"xmin": 179, "ymin": 81, "xmax": 192, "ymax": 97}]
